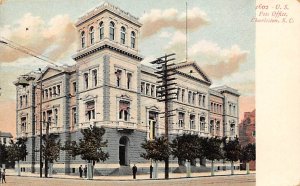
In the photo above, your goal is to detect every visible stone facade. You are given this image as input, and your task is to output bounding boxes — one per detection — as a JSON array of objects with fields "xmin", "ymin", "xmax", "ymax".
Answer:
[{"xmin": 14, "ymin": 2, "xmax": 240, "ymax": 175}]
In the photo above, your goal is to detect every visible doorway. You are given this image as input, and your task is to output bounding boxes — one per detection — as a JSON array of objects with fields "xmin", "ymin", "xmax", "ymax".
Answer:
[{"xmin": 119, "ymin": 136, "xmax": 129, "ymax": 166}]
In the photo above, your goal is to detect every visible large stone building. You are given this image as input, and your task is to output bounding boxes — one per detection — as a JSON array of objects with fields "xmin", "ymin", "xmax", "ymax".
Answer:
[{"xmin": 14, "ymin": 2, "xmax": 240, "ymax": 174}]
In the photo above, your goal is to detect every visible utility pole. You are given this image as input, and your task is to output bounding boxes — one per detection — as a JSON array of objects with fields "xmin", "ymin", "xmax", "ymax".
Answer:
[{"xmin": 151, "ymin": 53, "xmax": 177, "ymax": 179}]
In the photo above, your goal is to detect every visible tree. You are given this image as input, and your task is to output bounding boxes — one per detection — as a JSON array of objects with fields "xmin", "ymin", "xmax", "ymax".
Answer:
[
  {"xmin": 202, "ymin": 137, "xmax": 223, "ymax": 176},
  {"xmin": 171, "ymin": 134, "xmax": 199, "ymax": 165},
  {"xmin": 140, "ymin": 136, "xmax": 171, "ymax": 179},
  {"xmin": 7, "ymin": 138, "xmax": 28, "ymax": 176},
  {"xmin": 140, "ymin": 136, "xmax": 171, "ymax": 161},
  {"xmin": 240, "ymin": 143, "xmax": 256, "ymax": 174},
  {"xmin": 223, "ymin": 137, "xmax": 241, "ymax": 175},
  {"xmin": 42, "ymin": 134, "xmax": 61, "ymax": 163},
  {"xmin": 0, "ymin": 142, "xmax": 8, "ymax": 165},
  {"xmin": 63, "ymin": 126, "xmax": 109, "ymax": 179}
]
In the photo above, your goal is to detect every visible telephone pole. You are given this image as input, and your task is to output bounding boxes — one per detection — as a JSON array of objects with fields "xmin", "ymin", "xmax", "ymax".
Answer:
[{"xmin": 151, "ymin": 53, "xmax": 177, "ymax": 179}]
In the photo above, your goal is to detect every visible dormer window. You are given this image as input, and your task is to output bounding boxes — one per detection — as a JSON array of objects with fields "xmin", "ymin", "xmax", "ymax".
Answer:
[
  {"xmin": 109, "ymin": 21, "xmax": 115, "ymax": 40},
  {"xmin": 81, "ymin": 31, "xmax": 85, "ymax": 48},
  {"xmin": 120, "ymin": 26, "xmax": 126, "ymax": 44},
  {"xmin": 99, "ymin": 22, "xmax": 104, "ymax": 40},
  {"xmin": 89, "ymin": 26, "xmax": 95, "ymax": 44},
  {"xmin": 131, "ymin": 31, "xmax": 135, "ymax": 48}
]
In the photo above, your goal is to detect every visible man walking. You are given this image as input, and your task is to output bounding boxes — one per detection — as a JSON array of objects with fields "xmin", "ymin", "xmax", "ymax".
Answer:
[
  {"xmin": 1, "ymin": 169, "xmax": 6, "ymax": 183},
  {"xmin": 79, "ymin": 165, "xmax": 83, "ymax": 178},
  {"xmin": 84, "ymin": 165, "xmax": 87, "ymax": 178},
  {"xmin": 132, "ymin": 164, "xmax": 137, "ymax": 179}
]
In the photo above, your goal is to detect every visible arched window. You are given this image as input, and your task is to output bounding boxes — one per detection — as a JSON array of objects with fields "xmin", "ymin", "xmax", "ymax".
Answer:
[
  {"xmin": 99, "ymin": 21, "xmax": 104, "ymax": 40},
  {"xmin": 120, "ymin": 26, "xmax": 126, "ymax": 44},
  {"xmin": 81, "ymin": 31, "xmax": 85, "ymax": 48},
  {"xmin": 131, "ymin": 31, "xmax": 136, "ymax": 48},
  {"xmin": 109, "ymin": 21, "xmax": 115, "ymax": 40},
  {"xmin": 89, "ymin": 26, "xmax": 94, "ymax": 44}
]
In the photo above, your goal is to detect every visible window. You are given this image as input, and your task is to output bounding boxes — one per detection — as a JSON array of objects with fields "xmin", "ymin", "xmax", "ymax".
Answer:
[
  {"xmin": 49, "ymin": 88, "xmax": 52, "ymax": 98},
  {"xmin": 192, "ymin": 92, "xmax": 196, "ymax": 105},
  {"xmin": 119, "ymin": 100, "xmax": 130, "ymax": 121},
  {"xmin": 233, "ymin": 105, "xmax": 236, "ymax": 116},
  {"xmin": 210, "ymin": 120, "xmax": 214, "ymax": 135},
  {"xmin": 20, "ymin": 96, "xmax": 23, "ymax": 107},
  {"xmin": 25, "ymin": 95, "xmax": 28, "ymax": 106},
  {"xmin": 229, "ymin": 104, "xmax": 232, "ymax": 115},
  {"xmin": 177, "ymin": 88, "xmax": 180, "ymax": 100},
  {"xmin": 120, "ymin": 26, "xmax": 126, "ymax": 44},
  {"xmin": 146, "ymin": 83, "xmax": 150, "ymax": 95},
  {"xmin": 140, "ymin": 82, "xmax": 145, "ymax": 94},
  {"xmin": 178, "ymin": 112, "xmax": 185, "ymax": 128},
  {"xmin": 148, "ymin": 111, "xmax": 158, "ymax": 140},
  {"xmin": 72, "ymin": 82, "xmax": 77, "ymax": 94},
  {"xmin": 89, "ymin": 26, "xmax": 95, "ymax": 44},
  {"xmin": 188, "ymin": 91, "xmax": 192, "ymax": 104},
  {"xmin": 54, "ymin": 109, "xmax": 58, "ymax": 126},
  {"xmin": 99, "ymin": 22, "xmax": 104, "ymax": 40},
  {"xmin": 202, "ymin": 95, "xmax": 205, "ymax": 107},
  {"xmin": 81, "ymin": 31, "xmax": 85, "ymax": 48},
  {"xmin": 21, "ymin": 117, "xmax": 26, "ymax": 133},
  {"xmin": 190, "ymin": 115, "xmax": 195, "ymax": 130},
  {"xmin": 72, "ymin": 107, "xmax": 77, "ymax": 126},
  {"xmin": 57, "ymin": 85, "xmax": 60, "ymax": 95},
  {"xmin": 210, "ymin": 102, "xmax": 213, "ymax": 111},
  {"xmin": 109, "ymin": 21, "xmax": 115, "ymax": 40},
  {"xmin": 151, "ymin": 85, "xmax": 155, "ymax": 97},
  {"xmin": 45, "ymin": 90, "xmax": 48, "ymax": 99},
  {"xmin": 84, "ymin": 73, "xmax": 89, "ymax": 89},
  {"xmin": 131, "ymin": 31, "xmax": 136, "ymax": 48},
  {"xmin": 86, "ymin": 101, "xmax": 95, "ymax": 121},
  {"xmin": 200, "ymin": 117, "xmax": 205, "ymax": 131},
  {"xmin": 92, "ymin": 69, "xmax": 97, "ymax": 87},
  {"xmin": 230, "ymin": 124, "xmax": 235, "ymax": 136},
  {"xmin": 53, "ymin": 87, "xmax": 56, "ymax": 96},
  {"xmin": 216, "ymin": 121, "xmax": 220, "ymax": 136},
  {"xmin": 127, "ymin": 73, "xmax": 132, "ymax": 89},
  {"xmin": 115, "ymin": 70, "xmax": 122, "ymax": 87},
  {"xmin": 181, "ymin": 89, "xmax": 185, "ymax": 102}
]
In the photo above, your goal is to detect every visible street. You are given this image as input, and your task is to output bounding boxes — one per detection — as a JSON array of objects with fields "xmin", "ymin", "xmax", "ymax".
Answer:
[{"xmin": 4, "ymin": 174, "xmax": 255, "ymax": 186}]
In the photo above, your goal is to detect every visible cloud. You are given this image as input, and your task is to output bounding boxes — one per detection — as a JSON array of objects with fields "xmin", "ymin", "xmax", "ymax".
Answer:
[
  {"xmin": 0, "ymin": 13, "xmax": 77, "ymax": 64},
  {"xmin": 140, "ymin": 7, "xmax": 209, "ymax": 38},
  {"xmin": 164, "ymin": 31, "xmax": 187, "ymax": 62}
]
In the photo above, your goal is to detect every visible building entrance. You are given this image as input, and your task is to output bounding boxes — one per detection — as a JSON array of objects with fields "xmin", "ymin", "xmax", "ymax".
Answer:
[{"xmin": 119, "ymin": 136, "xmax": 129, "ymax": 166}]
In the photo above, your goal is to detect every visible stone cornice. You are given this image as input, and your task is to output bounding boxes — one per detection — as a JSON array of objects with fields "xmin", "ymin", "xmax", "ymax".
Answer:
[
  {"xmin": 76, "ymin": 2, "xmax": 142, "ymax": 27},
  {"xmin": 72, "ymin": 41, "xmax": 143, "ymax": 61}
]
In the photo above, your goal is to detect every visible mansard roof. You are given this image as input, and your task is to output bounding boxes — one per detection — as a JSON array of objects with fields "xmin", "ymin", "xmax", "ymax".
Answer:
[{"xmin": 76, "ymin": 2, "xmax": 142, "ymax": 27}]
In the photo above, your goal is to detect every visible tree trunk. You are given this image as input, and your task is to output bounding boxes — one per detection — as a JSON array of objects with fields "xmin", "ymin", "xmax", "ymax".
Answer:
[
  {"xmin": 87, "ymin": 162, "xmax": 93, "ymax": 180},
  {"xmin": 246, "ymin": 162, "xmax": 250, "ymax": 174},
  {"xmin": 211, "ymin": 160, "xmax": 214, "ymax": 176},
  {"xmin": 154, "ymin": 161, "xmax": 158, "ymax": 179},
  {"xmin": 17, "ymin": 161, "xmax": 21, "ymax": 176},
  {"xmin": 231, "ymin": 161, "xmax": 234, "ymax": 175},
  {"xmin": 49, "ymin": 162, "xmax": 53, "ymax": 177},
  {"xmin": 186, "ymin": 161, "xmax": 191, "ymax": 178}
]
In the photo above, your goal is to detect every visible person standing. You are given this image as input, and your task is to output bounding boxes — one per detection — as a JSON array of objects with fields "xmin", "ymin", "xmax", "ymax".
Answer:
[
  {"xmin": 2, "ymin": 169, "xmax": 6, "ymax": 183},
  {"xmin": 132, "ymin": 164, "xmax": 137, "ymax": 179},
  {"xmin": 150, "ymin": 165, "xmax": 153, "ymax": 179},
  {"xmin": 79, "ymin": 165, "xmax": 83, "ymax": 178},
  {"xmin": 84, "ymin": 165, "xmax": 87, "ymax": 178}
]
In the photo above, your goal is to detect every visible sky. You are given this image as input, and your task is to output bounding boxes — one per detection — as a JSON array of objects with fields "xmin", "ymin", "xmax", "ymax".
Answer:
[{"xmin": 0, "ymin": 0, "xmax": 255, "ymax": 137}]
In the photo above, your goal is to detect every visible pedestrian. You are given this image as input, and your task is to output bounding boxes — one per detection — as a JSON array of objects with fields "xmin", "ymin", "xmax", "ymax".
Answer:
[
  {"xmin": 2, "ymin": 169, "xmax": 6, "ymax": 183},
  {"xmin": 84, "ymin": 165, "xmax": 87, "ymax": 178},
  {"xmin": 132, "ymin": 164, "xmax": 137, "ymax": 179},
  {"xmin": 150, "ymin": 165, "xmax": 153, "ymax": 179},
  {"xmin": 79, "ymin": 165, "xmax": 83, "ymax": 178}
]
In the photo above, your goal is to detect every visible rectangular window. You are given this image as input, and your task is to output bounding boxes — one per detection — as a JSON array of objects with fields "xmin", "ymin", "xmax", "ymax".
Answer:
[
  {"xmin": 148, "ymin": 111, "xmax": 158, "ymax": 140},
  {"xmin": 178, "ymin": 112, "xmax": 185, "ymax": 128},
  {"xmin": 84, "ymin": 73, "xmax": 89, "ymax": 89},
  {"xmin": 21, "ymin": 117, "xmax": 26, "ymax": 133},
  {"xmin": 20, "ymin": 96, "xmax": 23, "ymax": 107},
  {"xmin": 146, "ymin": 84, "xmax": 150, "ymax": 95},
  {"xmin": 150, "ymin": 85, "xmax": 155, "ymax": 97},
  {"xmin": 200, "ymin": 117, "xmax": 205, "ymax": 131},
  {"xmin": 202, "ymin": 95, "xmax": 205, "ymax": 108},
  {"xmin": 73, "ymin": 82, "xmax": 77, "ymax": 94},
  {"xmin": 141, "ymin": 82, "xmax": 145, "ymax": 94},
  {"xmin": 181, "ymin": 89, "xmax": 185, "ymax": 102},
  {"xmin": 49, "ymin": 88, "xmax": 52, "ymax": 98},
  {"xmin": 216, "ymin": 121, "xmax": 220, "ymax": 136},
  {"xmin": 192, "ymin": 93, "xmax": 196, "ymax": 105},
  {"xmin": 190, "ymin": 115, "xmax": 195, "ymax": 130},
  {"xmin": 25, "ymin": 95, "xmax": 28, "ymax": 106},
  {"xmin": 57, "ymin": 85, "xmax": 61, "ymax": 96},
  {"xmin": 119, "ymin": 100, "xmax": 130, "ymax": 121},
  {"xmin": 92, "ymin": 70, "xmax": 97, "ymax": 87},
  {"xmin": 72, "ymin": 107, "xmax": 77, "ymax": 126},
  {"xmin": 86, "ymin": 101, "xmax": 95, "ymax": 121},
  {"xmin": 188, "ymin": 91, "xmax": 191, "ymax": 104},
  {"xmin": 127, "ymin": 73, "xmax": 132, "ymax": 89},
  {"xmin": 115, "ymin": 70, "xmax": 122, "ymax": 87}
]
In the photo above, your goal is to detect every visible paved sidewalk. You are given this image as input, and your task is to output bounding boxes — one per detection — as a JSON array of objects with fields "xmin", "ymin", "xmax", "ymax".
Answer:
[{"xmin": 6, "ymin": 169, "xmax": 255, "ymax": 181}]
